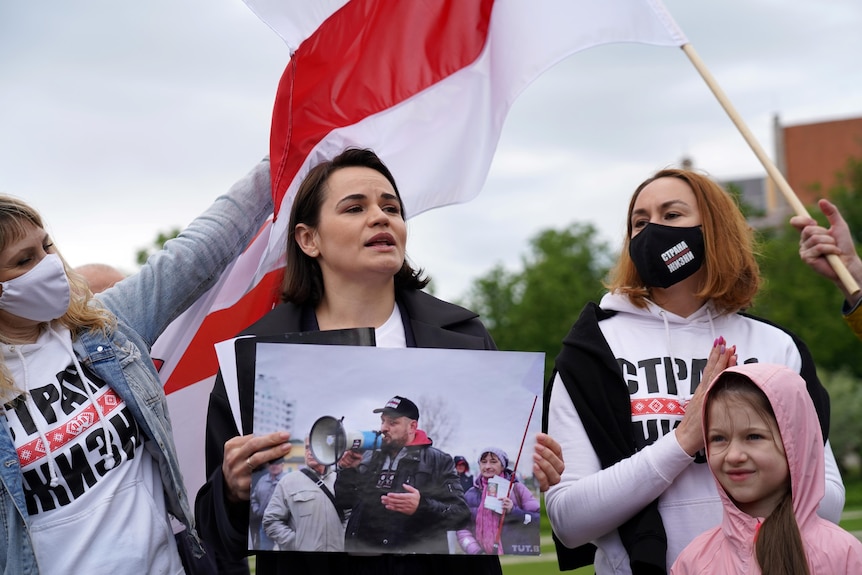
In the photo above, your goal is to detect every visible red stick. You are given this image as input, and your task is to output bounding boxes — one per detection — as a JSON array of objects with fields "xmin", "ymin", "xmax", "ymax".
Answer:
[{"xmin": 493, "ymin": 395, "xmax": 538, "ymax": 553}]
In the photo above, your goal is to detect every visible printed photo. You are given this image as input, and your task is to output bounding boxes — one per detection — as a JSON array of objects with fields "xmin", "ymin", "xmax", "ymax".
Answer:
[{"xmin": 235, "ymin": 340, "xmax": 544, "ymax": 556}]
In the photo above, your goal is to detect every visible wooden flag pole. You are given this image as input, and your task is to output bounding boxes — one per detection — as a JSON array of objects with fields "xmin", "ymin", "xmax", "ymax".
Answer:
[{"xmin": 681, "ymin": 43, "xmax": 860, "ymax": 296}]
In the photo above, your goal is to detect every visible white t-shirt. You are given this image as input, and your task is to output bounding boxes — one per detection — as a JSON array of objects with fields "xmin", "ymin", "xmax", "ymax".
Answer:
[
  {"xmin": 375, "ymin": 303, "xmax": 406, "ymax": 348},
  {"xmin": 2, "ymin": 327, "xmax": 182, "ymax": 574}
]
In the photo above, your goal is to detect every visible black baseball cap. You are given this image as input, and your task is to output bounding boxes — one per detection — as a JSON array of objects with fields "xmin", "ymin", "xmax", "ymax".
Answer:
[{"xmin": 373, "ymin": 395, "xmax": 420, "ymax": 420}]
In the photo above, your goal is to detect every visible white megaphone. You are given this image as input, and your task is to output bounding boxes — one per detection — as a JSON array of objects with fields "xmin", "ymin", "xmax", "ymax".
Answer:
[{"xmin": 308, "ymin": 415, "xmax": 383, "ymax": 467}]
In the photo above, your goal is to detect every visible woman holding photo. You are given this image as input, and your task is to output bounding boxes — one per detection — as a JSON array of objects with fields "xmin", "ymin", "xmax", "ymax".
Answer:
[{"xmin": 195, "ymin": 148, "xmax": 564, "ymax": 575}]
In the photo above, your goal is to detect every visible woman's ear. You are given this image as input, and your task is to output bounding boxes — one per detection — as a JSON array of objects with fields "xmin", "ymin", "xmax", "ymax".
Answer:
[{"xmin": 294, "ymin": 224, "xmax": 319, "ymax": 257}]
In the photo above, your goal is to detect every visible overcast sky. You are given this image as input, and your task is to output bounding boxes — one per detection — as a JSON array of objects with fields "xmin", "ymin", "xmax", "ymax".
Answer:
[{"xmin": 2, "ymin": 1, "xmax": 861, "ymax": 303}]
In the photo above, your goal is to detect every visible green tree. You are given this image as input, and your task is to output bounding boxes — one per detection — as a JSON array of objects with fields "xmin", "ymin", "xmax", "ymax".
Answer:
[
  {"xmin": 135, "ymin": 227, "xmax": 180, "ymax": 266},
  {"xmin": 462, "ymin": 223, "xmax": 612, "ymax": 378}
]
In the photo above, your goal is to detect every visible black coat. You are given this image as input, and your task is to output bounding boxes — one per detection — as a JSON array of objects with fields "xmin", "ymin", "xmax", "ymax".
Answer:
[
  {"xmin": 195, "ymin": 288, "xmax": 501, "ymax": 575},
  {"xmin": 337, "ymin": 438, "xmax": 469, "ymax": 554}
]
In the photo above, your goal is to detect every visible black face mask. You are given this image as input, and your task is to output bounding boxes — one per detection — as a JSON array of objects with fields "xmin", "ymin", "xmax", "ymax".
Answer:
[{"xmin": 628, "ymin": 223, "xmax": 705, "ymax": 289}]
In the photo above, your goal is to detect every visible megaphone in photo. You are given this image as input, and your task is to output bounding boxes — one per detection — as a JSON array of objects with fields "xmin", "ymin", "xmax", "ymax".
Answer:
[{"xmin": 308, "ymin": 415, "xmax": 383, "ymax": 466}]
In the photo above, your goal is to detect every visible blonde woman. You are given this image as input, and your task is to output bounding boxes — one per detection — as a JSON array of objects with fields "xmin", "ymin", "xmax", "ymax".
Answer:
[{"xmin": 0, "ymin": 159, "xmax": 270, "ymax": 574}]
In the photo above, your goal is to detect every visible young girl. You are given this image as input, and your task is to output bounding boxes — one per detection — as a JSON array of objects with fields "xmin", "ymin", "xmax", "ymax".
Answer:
[{"xmin": 671, "ymin": 363, "xmax": 862, "ymax": 574}]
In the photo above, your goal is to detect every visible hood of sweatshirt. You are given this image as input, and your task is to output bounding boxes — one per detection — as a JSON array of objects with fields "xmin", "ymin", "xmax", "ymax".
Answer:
[
  {"xmin": 599, "ymin": 291, "xmax": 719, "ymax": 328},
  {"xmin": 703, "ymin": 362, "xmax": 824, "ymax": 542},
  {"xmin": 407, "ymin": 428, "xmax": 432, "ymax": 447}
]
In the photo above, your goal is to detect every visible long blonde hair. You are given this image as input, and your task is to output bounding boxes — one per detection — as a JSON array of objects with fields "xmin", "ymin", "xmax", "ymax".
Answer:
[{"xmin": 0, "ymin": 195, "xmax": 115, "ymax": 395}]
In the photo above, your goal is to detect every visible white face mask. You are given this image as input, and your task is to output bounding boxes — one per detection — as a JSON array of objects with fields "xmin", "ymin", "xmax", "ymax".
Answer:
[{"xmin": 0, "ymin": 253, "xmax": 71, "ymax": 322}]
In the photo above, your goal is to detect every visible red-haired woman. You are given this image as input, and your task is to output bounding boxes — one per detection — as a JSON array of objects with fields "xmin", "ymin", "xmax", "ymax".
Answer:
[{"xmin": 544, "ymin": 169, "xmax": 844, "ymax": 574}]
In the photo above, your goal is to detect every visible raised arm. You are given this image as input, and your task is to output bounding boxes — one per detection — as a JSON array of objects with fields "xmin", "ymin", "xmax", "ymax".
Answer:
[{"xmin": 99, "ymin": 158, "xmax": 273, "ymax": 345}]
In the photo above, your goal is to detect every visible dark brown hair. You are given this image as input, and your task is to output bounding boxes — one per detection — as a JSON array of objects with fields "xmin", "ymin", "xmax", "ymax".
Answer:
[
  {"xmin": 280, "ymin": 148, "xmax": 428, "ymax": 305},
  {"xmin": 606, "ymin": 169, "xmax": 761, "ymax": 314}
]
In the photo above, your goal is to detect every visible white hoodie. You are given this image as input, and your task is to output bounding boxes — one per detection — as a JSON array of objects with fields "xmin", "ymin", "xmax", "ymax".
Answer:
[
  {"xmin": 546, "ymin": 292, "xmax": 844, "ymax": 574},
  {"xmin": 2, "ymin": 326, "xmax": 182, "ymax": 574}
]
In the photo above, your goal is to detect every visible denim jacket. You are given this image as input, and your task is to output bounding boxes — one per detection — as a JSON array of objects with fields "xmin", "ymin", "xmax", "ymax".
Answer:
[{"xmin": 0, "ymin": 158, "xmax": 272, "ymax": 574}]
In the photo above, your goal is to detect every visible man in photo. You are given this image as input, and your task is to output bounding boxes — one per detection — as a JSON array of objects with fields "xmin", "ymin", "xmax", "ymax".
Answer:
[
  {"xmin": 262, "ymin": 438, "xmax": 345, "ymax": 551},
  {"xmin": 250, "ymin": 457, "xmax": 287, "ymax": 550},
  {"xmin": 335, "ymin": 395, "xmax": 469, "ymax": 554}
]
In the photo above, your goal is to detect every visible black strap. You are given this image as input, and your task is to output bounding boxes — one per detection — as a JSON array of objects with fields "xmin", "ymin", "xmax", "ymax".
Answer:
[{"xmin": 300, "ymin": 467, "xmax": 345, "ymax": 522}]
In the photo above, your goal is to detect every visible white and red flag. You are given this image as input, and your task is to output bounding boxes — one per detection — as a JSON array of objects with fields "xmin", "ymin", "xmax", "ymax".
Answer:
[{"xmin": 153, "ymin": 0, "xmax": 687, "ymax": 498}]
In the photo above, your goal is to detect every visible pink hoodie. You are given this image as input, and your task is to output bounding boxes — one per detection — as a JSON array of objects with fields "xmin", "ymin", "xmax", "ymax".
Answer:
[{"xmin": 671, "ymin": 363, "xmax": 862, "ymax": 574}]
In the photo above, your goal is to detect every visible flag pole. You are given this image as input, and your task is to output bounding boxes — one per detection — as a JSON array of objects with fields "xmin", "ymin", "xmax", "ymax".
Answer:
[{"xmin": 680, "ymin": 43, "xmax": 860, "ymax": 296}]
